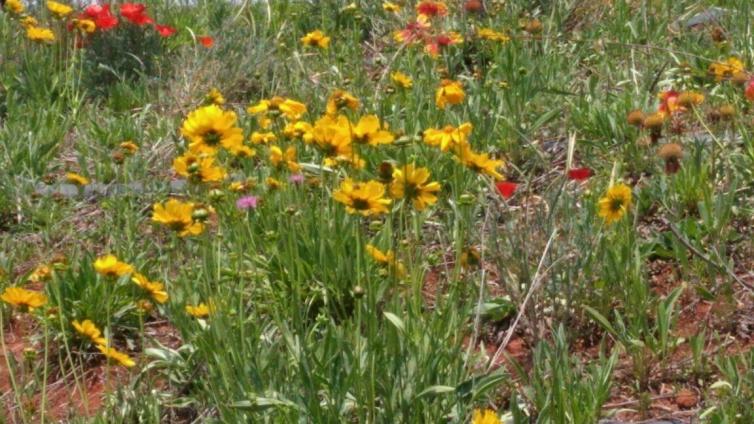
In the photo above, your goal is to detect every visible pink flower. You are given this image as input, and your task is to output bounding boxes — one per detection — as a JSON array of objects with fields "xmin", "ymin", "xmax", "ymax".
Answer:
[
  {"xmin": 289, "ymin": 174, "xmax": 305, "ymax": 184},
  {"xmin": 155, "ymin": 24, "xmax": 176, "ymax": 37},
  {"xmin": 236, "ymin": 195, "xmax": 258, "ymax": 210}
]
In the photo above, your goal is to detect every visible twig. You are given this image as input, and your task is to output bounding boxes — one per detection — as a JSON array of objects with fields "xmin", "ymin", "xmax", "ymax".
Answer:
[
  {"xmin": 486, "ymin": 229, "xmax": 558, "ymax": 372},
  {"xmin": 663, "ymin": 218, "xmax": 754, "ymax": 292}
]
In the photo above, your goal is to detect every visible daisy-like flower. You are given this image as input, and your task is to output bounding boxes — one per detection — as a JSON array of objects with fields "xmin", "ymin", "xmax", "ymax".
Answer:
[
  {"xmin": 151, "ymin": 199, "xmax": 205, "ymax": 237},
  {"xmin": 47, "ymin": 1, "xmax": 73, "ymax": 18},
  {"xmin": 236, "ymin": 195, "xmax": 258, "ymax": 210},
  {"xmin": 457, "ymin": 146, "xmax": 504, "ymax": 180},
  {"xmin": 71, "ymin": 18, "xmax": 97, "ymax": 34},
  {"xmin": 72, "ymin": 319, "xmax": 107, "ymax": 345},
  {"xmin": 1, "ymin": 287, "xmax": 47, "ymax": 311},
  {"xmin": 708, "ymin": 57, "xmax": 745, "ymax": 81},
  {"xmin": 185, "ymin": 302, "xmax": 212, "ymax": 318},
  {"xmin": 283, "ymin": 121, "xmax": 314, "ymax": 141},
  {"xmin": 205, "ymin": 87, "xmax": 225, "ymax": 106},
  {"xmin": 173, "ymin": 152, "xmax": 228, "ymax": 183},
  {"xmin": 250, "ymin": 131, "xmax": 278, "ymax": 145},
  {"xmin": 269, "ymin": 145, "xmax": 301, "ymax": 172},
  {"xmin": 333, "ymin": 179, "xmax": 391, "ymax": 216},
  {"xmin": 311, "ymin": 114, "xmax": 354, "ymax": 159},
  {"xmin": 132, "ymin": 273, "xmax": 168, "ymax": 304},
  {"xmin": 300, "ymin": 30, "xmax": 330, "ymax": 49},
  {"xmin": 20, "ymin": 16, "xmax": 39, "ymax": 28},
  {"xmin": 365, "ymin": 244, "xmax": 406, "ymax": 277},
  {"xmin": 4, "ymin": 0, "xmax": 25, "ymax": 14},
  {"xmin": 94, "ymin": 255, "xmax": 134, "ymax": 278},
  {"xmin": 326, "ymin": 90, "xmax": 360, "ymax": 115},
  {"xmin": 394, "ymin": 17, "xmax": 431, "ymax": 44},
  {"xmin": 391, "ymin": 71, "xmax": 413, "ymax": 89},
  {"xmin": 435, "ymin": 79, "xmax": 465, "ymax": 109},
  {"xmin": 119, "ymin": 141, "xmax": 139, "ymax": 154},
  {"xmin": 180, "ymin": 105, "xmax": 244, "ymax": 155},
  {"xmin": 247, "ymin": 97, "xmax": 307, "ymax": 121},
  {"xmin": 423, "ymin": 122, "xmax": 472, "ymax": 152},
  {"xmin": 66, "ymin": 172, "xmax": 90, "ymax": 186},
  {"xmin": 472, "ymin": 409, "xmax": 501, "ymax": 424},
  {"xmin": 598, "ymin": 183, "xmax": 632, "ymax": 224},
  {"xmin": 97, "ymin": 344, "xmax": 136, "ymax": 368},
  {"xmin": 424, "ymin": 32, "xmax": 463, "ymax": 57},
  {"xmin": 477, "ymin": 28, "xmax": 510, "ymax": 43},
  {"xmin": 390, "ymin": 164, "xmax": 441, "ymax": 211},
  {"xmin": 26, "ymin": 26, "xmax": 56, "ymax": 43},
  {"xmin": 351, "ymin": 115, "xmax": 394, "ymax": 145},
  {"xmin": 416, "ymin": 0, "xmax": 448, "ymax": 18},
  {"xmin": 383, "ymin": 1, "xmax": 401, "ymax": 12}
]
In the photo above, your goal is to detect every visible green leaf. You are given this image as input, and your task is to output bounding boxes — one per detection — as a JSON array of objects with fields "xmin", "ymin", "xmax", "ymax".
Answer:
[{"xmin": 383, "ymin": 311, "xmax": 405, "ymax": 333}]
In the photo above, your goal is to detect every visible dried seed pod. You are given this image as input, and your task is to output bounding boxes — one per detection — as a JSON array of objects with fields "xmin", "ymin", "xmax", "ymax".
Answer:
[
  {"xmin": 658, "ymin": 143, "xmax": 683, "ymax": 174},
  {"xmin": 627, "ymin": 110, "xmax": 646, "ymax": 127}
]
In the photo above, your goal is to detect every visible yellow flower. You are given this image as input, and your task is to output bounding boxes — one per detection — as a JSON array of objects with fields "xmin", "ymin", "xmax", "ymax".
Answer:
[
  {"xmin": 708, "ymin": 57, "xmax": 745, "ymax": 81},
  {"xmin": 326, "ymin": 90, "xmax": 360, "ymax": 115},
  {"xmin": 383, "ymin": 1, "xmax": 401, "ymax": 12},
  {"xmin": 65, "ymin": 172, "xmax": 89, "ymax": 186},
  {"xmin": 457, "ymin": 146, "xmax": 504, "ymax": 180},
  {"xmin": 283, "ymin": 121, "xmax": 314, "ymax": 141},
  {"xmin": 94, "ymin": 255, "xmax": 134, "ymax": 278},
  {"xmin": 365, "ymin": 244, "xmax": 406, "ymax": 277},
  {"xmin": 72, "ymin": 18, "xmax": 96, "ymax": 34},
  {"xmin": 423, "ymin": 123, "xmax": 472, "ymax": 152},
  {"xmin": 4, "ymin": 0, "xmax": 24, "ymax": 14},
  {"xmin": 390, "ymin": 164, "xmax": 441, "ymax": 211},
  {"xmin": 270, "ymin": 145, "xmax": 301, "ymax": 172},
  {"xmin": 186, "ymin": 302, "xmax": 212, "ymax": 318},
  {"xmin": 132, "ymin": 273, "xmax": 168, "ymax": 304},
  {"xmin": 435, "ymin": 79, "xmax": 465, "ymax": 109},
  {"xmin": 598, "ymin": 183, "xmax": 632, "ymax": 224},
  {"xmin": 20, "ymin": 16, "xmax": 38, "ymax": 28},
  {"xmin": 391, "ymin": 71, "xmax": 413, "ymax": 89},
  {"xmin": 173, "ymin": 152, "xmax": 228, "ymax": 183},
  {"xmin": 352, "ymin": 115, "xmax": 394, "ymax": 145},
  {"xmin": 151, "ymin": 199, "xmax": 205, "ymax": 237},
  {"xmin": 477, "ymin": 28, "xmax": 510, "ymax": 43},
  {"xmin": 312, "ymin": 114, "xmax": 354, "ymax": 159},
  {"xmin": 472, "ymin": 409, "xmax": 501, "ymax": 424},
  {"xmin": 97, "ymin": 344, "xmax": 136, "ymax": 368},
  {"xmin": 205, "ymin": 87, "xmax": 225, "ymax": 106},
  {"xmin": 333, "ymin": 179, "xmax": 391, "ymax": 216},
  {"xmin": 47, "ymin": 1, "xmax": 73, "ymax": 18},
  {"xmin": 250, "ymin": 131, "xmax": 278, "ymax": 145},
  {"xmin": 180, "ymin": 105, "xmax": 244, "ymax": 155},
  {"xmin": 301, "ymin": 30, "xmax": 331, "ymax": 49},
  {"xmin": 266, "ymin": 177, "xmax": 284, "ymax": 190},
  {"xmin": 247, "ymin": 97, "xmax": 307, "ymax": 121},
  {"xmin": 29, "ymin": 264, "xmax": 52, "ymax": 283},
  {"xmin": 1, "ymin": 287, "xmax": 47, "ymax": 311},
  {"xmin": 26, "ymin": 26, "xmax": 56, "ymax": 43},
  {"xmin": 119, "ymin": 141, "xmax": 139, "ymax": 154},
  {"xmin": 72, "ymin": 319, "xmax": 107, "ymax": 345}
]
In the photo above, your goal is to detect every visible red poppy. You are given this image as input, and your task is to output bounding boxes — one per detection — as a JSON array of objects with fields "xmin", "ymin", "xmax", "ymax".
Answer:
[
  {"xmin": 84, "ymin": 4, "xmax": 118, "ymax": 31},
  {"xmin": 495, "ymin": 181, "xmax": 517, "ymax": 199},
  {"xmin": 155, "ymin": 24, "xmax": 176, "ymax": 37},
  {"xmin": 198, "ymin": 35, "xmax": 214, "ymax": 48},
  {"xmin": 120, "ymin": 3, "xmax": 153, "ymax": 26},
  {"xmin": 746, "ymin": 79, "xmax": 754, "ymax": 101},
  {"xmin": 567, "ymin": 167, "xmax": 593, "ymax": 181}
]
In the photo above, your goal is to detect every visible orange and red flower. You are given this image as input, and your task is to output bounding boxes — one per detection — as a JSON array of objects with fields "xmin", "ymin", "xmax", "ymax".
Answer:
[
  {"xmin": 155, "ymin": 24, "xmax": 176, "ymax": 37},
  {"xmin": 120, "ymin": 3, "xmax": 153, "ymax": 26},
  {"xmin": 198, "ymin": 35, "xmax": 214, "ymax": 48},
  {"xmin": 416, "ymin": 1, "xmax": 448, "ymax": 18},
  {"xmin": 84, "ymin": 4, "xmax": 118, "ymax": 31}
]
